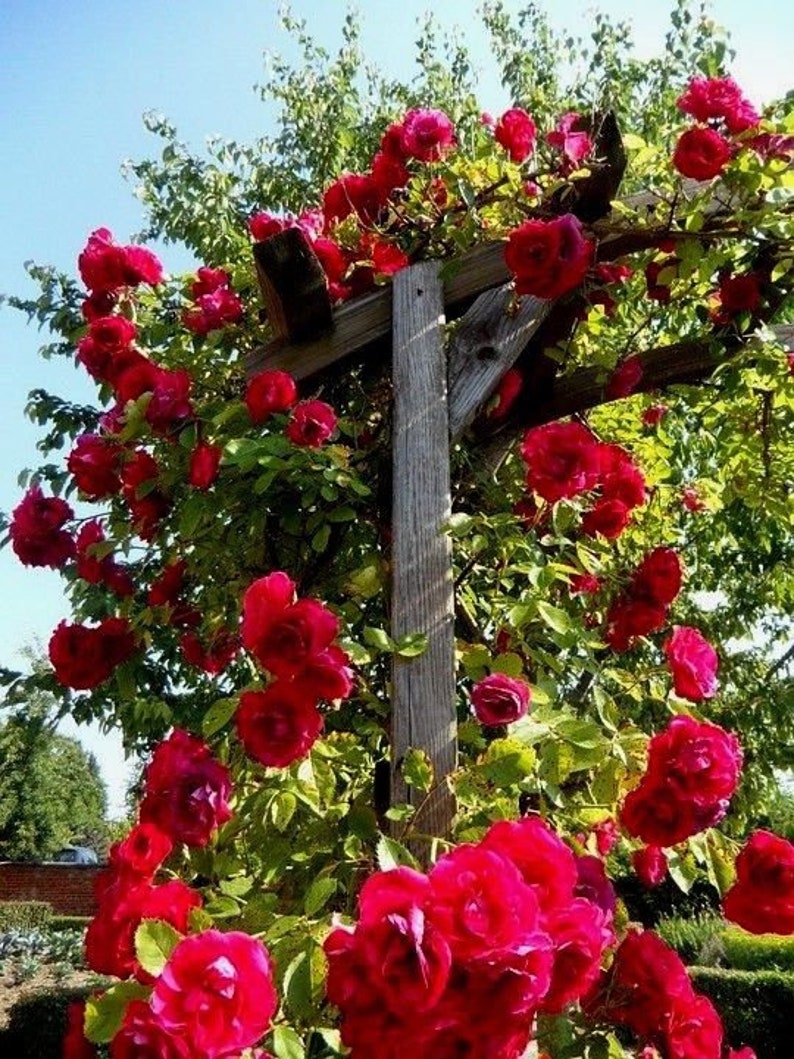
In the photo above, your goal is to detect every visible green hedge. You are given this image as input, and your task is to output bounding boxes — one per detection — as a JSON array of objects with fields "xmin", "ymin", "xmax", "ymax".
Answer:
[
  {"xmin": 50, "ymin": 915, "xmax": 92, "ymax": 933},
  {"xmin": 0, "ymin": 900, "xmax": 53, "ymax": 931},
  {"xmin": 691, "ymin": 967, "xmax": 794, "ymax": 1059},
  {"xmin": 656, "ymin": 913, "xmax": 723, "ymax": 965},
  {"xmin": 0, "ymin": 986, "xmax": 101, "ymax": 1059},
  {"xmin": 722, "ymin": 927, "xmax": 794, "ymax": 973}
]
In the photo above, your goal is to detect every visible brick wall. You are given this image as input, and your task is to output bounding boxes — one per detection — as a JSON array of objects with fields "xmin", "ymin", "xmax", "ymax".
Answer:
[{"xmin": 0, "ymin": 862, "xmax": 102, "ymax": 917}]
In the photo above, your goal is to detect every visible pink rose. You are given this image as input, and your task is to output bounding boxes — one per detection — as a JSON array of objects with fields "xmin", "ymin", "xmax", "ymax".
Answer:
[
  {"xmin": 399, "ymin": 108, "xmax": 456, "ymax": 162},
  {"xmin": 470, "ymin": 673, "xmax": 531, "ymax": 725},
  {"xmin": 546, "ymin": 112, "xmax": 593, "ymax": 170},
  {"xmin": 110, "ymin": 1000, "xmax": 189, "ymax": 1058},
  {"xmin": 151, "ymin": 931, "xmax": 278, "ymax": 1058},
  {"xmin": 673, "ymin": 127, "xmax": 732, "ymax": 180},
  {"xmin": 286, "ymin": 399, "xmax": 338, "ymax": 447},
  {"xmin": 664, "ymin": 625, "xmax": 719, "ymax": 701}
]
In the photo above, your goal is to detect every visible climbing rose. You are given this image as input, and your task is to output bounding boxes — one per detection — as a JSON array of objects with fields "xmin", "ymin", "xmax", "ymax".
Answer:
[
  {"xmin": 249, "ymin": 211, "xmax": 288, "ymax": 241},
  {"xmin": 49, "ymin": 618, "xmax": 136, "ymax": 690},
  {"xmin": 188, "ymin": 441, "xmax": 222, "ymax": 490},
  {"xmin": 323, "ymin": 172, "xmax": 384, "ymax": 227},
  {"xmin": 633, "ymin": 846, "xmax": 668, "ymax": 888},
  {"xmin": 642, "ymin": 403, "xmax": 668, "ymax": 427},
  {"xmin": 110, "ymin": 1001, "xmax": 189, "ymax": 1059},
  {"xmin": 68, "ymin": 434, "xmax": 122, "ymax": 498},
  {"xmin": 111, "ymin": 821, "xmax": 173, "ymax": 877},
  {"xmin": 76, "ymin": 314, "xmax": 137, "ymax": 382},
  {"xmin": 664, "ymin": 626, "xmax": 719, "ymax": 701},
  {"xmin": 632, "ymin": 546, "xmax": 683, "ymax": 606},
  {"xmin": 489, "ymin": 367, "xmax": 524, "ymax": 419},
  {"xmin": 546, "ymin": 112, "xmax": 593, "ymax": 169},
  {"xmin": 483, "ymin": 816, "xmax": 579, "ymax": 916},
  {"xmin": 677, "ymin": 76, "xmax": 759, "ymax": 134},
  {"xmin": 399, "ymin": 108, "xmax": 456, "ymax": 161},
  {"xmin": 286, "ymin": 399, "xmax": 338, "ymax": 447},
  {"xmin": 75, "ymin": 521, "xmax": 133, "ymax": 598},
  {"xmin": 148, "ymin": 559, "xmax": 187, "ymax": 607},
  {"xmin": 10, "ymin": 486, "xmax": 75, "ymax": 568},
  {"xmin": 494, "ymin": 107, "xmax": 537, "ymax": 163},
  {"xmin": 723, "ymin": 830, "xmax": 794, "ymax": 934},
  {"xmin": 78, "ymin": 227, "xmax": 163, "ymax": 293},
  {"xmin": 621, "ymin": 716, "xmax": 742, "ymax": 846},
  {"xmin": 606, "ymin": 356, "xmax": 643, "ymax": 399},
  {"xmin": 582, "ymin": 498, "xmax": 632, "ymax": 540},
  {"xmin": 139, "ymin": 729, "xmax": 233, "ymax": 847},
  {"xmin": 672, "ymin": 127, "xmax": 732, "ymax": 180},
  {"xmin": 180, "ymin": 629, "xmax": 240, "ymax": 675},
  {"xmin": 682, "ymin": 485, "xmax": 706, "ymax": 512},
  {"xmin": 63, "ymin": 1001, "xmax": 97, "ymax": 1059},
  {"xmin": 569, "ymin": 573, "xmax": 601, "ymax": 595},
  {"xmin": 245, "ymin": 369, "xmax": 298, "ymax": 424},
  {"xmin": 121, "ymin": 449, "xmax": 170, "ymax": 540},
  {"xmin": 521, "ymin": 420, "xmax": 601, "ymax": 502},
  {"xmin": 505, "ymin": 214, "xmax": 592, "ymax": 299},
  {"xmin": 151, "ymin": 931, "xmax": 278, "ymax": 1058},
  {"xmin": 236, "ymin": 684, "xmax": 324, "ymax": 767},
  {"xmin": 471, "ymin": 673, "xmax": 531, "ymax": 726}
]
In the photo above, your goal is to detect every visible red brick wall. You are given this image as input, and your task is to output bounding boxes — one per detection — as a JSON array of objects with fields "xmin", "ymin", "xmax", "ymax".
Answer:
[{"xmin": 0, "ymin": 862, "xmax": 102, "ymax": 917}]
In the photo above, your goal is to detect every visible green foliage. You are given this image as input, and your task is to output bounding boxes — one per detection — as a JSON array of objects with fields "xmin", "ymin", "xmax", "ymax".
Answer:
[
  {"xmin": 690, "ymin": 967, "xmax": 794, "ymax": 1059},
  {"xmin": 616, "ymin": 873, "xmax": 720, "ymax": 927},
  {"xmin": 49, "ymin": 916, "xmax": 91, "ymax": 933},
  {"xmin": 0, "ymin": 694, "xmax": 109, "ymax": 861},
  {"xmin": 0, "ymin": 901, "xmax": 52, "ymax": 931},
  {"xmin": 656, "ymin": 912, "xmax": 724, "ymax": 964},
  {"xmin": 0, "ymin": 986, "xmax": 107, "ymax": 1058},
  {"xmin": 722, "ymin": 926, "xmax": 794, "ymax": 973}
]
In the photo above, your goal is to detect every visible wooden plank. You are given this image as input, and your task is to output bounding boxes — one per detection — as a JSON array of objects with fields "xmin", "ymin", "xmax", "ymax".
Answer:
[
  {"xmin": 390, "ymin": 262, "xmax": 457, "ymax": 843},
  {"xmin": 252, "ymin": 228, "xmax": 333, "ymax": 344},
  {"xmin": 447, "ymin": 287, "xmax": 552, "ymax": 440}
]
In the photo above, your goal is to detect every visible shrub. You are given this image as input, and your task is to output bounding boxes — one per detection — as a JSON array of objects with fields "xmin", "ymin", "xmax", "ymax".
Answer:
[
  {"xmin": 0, "ymin": 900, "xmax": 52, "ymax": 931},
  {"xmin": 690, "ymin": 967, "xmax": 794, "ymax": 1059},
  {"xmin": 0, "ymin": 986, "xmax": 104, "ymax": 1058},
  {"xmin": 722, "ymin": 927, "xmax": 794, "ymax": 973},
  {"xmin": 656, "ymin": 912, "xmax": 724, "ymax": 965},
  {"xmin": 615, "ymin": 873, "xmax": 719, "ymax": 927},
  {"xmin": 50, "ymin": 915, "xmax": 91, "ymax": 933}
]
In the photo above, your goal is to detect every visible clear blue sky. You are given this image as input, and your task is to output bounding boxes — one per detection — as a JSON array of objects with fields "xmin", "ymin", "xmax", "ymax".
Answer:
[{"xmin": 1, "ymin": 0, "xmax": 791, "ymax": 816}]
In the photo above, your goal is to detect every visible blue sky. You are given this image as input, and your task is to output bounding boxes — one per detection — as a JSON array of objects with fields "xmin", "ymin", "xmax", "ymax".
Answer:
[{"xmin": 1, "ymin": 0, "xmax": 791, "ymax": 816}]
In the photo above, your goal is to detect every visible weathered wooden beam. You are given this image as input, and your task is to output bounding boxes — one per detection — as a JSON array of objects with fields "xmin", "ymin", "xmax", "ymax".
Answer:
[
  {"xmin": 252, "ymin": 228, "xmax": 333, "ymax": 344},
  {"xmin": 447, "ymin": 288, "xmax": 551, "ymax": 440},
  {"xmin": 390, "ymin": 262, "xmax": 457, "ymax": 843}
]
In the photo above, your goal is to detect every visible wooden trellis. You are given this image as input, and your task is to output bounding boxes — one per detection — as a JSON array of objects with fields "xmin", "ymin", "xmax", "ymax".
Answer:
[{"xmin": 249, "ymin": 181, "xmax": 793, "ymax": 844}]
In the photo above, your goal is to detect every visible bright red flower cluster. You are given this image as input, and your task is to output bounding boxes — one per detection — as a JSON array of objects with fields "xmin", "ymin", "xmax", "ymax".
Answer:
[
  {"xmin": 9, "ymin": 485, "xmax": 75, "ymax": 568},
  {"xmin": 520, "ymin": 422, "xmax": 646, "ymax": 539},
  {"xmin": 672, "ymin": 76, "xmax": 758, "ymax": 181},
  {"xmin": 588, "ymin": 929, "xmax": 725, "ymax": 1057},
  {"xmin": 75, "ymin": 520, "xmax": 133, "ymax": 597},
  {"xmin": 139, "ymin": 728, "xmax": 234, "ymax": 847},
  {"xmin": 182, "ymin": 266, "xmax": 243, "ymax": 334},
  {"xmin": 325, "ymin": 817, "xmax": 613, "ymax": 1058},
  {"xmin": 505, "ymin": 213, "xmax": 593, "ymax": 300},
  {"xmin": 664, "ymin": 625, "xmax": 719, "ymax": 701},
  {"xmin": 723, "ymin": 829, "xmax": 794, "ymax": 934},
  {"xmin": 605, "ymin": 546, "xmax": 682, "ymax": 651},
  {"xmin": 78, "ymin": 227, "xmax": 163, "ymax": 296},
  {"xmin": 49, "ymin": 617, "xmax": 137, "ymax": 690},
  {"xmin": 620, "ymin": 715, "xmax": 742, "ymax": 847},
  {"xmin": 238, "ymin": 572, "xmax": 354, "ymax": 766},
  {"xmin": 494, "ymin": 107, "xmax": 537, "ymax": 163}
]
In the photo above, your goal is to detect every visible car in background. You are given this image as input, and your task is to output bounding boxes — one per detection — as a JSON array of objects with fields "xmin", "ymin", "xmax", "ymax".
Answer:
[{"xmin": 51, "ymin": 845, "xmax": 98, "ymax": 864}]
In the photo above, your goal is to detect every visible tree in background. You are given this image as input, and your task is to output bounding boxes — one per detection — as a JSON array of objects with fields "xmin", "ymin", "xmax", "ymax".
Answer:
[{"xmin": 2, "ymin": 2, "xmax": 794, "ymax": 1057}]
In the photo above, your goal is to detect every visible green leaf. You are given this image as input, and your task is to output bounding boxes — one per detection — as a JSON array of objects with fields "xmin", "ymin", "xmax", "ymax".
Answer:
[
  {"xmin": 491, "ymin": 652, "xmax": 524, "ymax": 677},
  {"xmin": 271, "ymin": 790, "xmax": 298, "ymax": 832},
  {"xmin": 401, "ymin": 747, "xmax": 434, "ymax": 792},
  {"xmin": 363, "ymin": 626, "xmax": 395, "ymax": 652},
  {"xmin": 304, "ymin": 875, "xmax": 338, "ymax": 916},
  {"xmin": 667, "ymin": 849, "xmax": 699, "ymax": 894},
  {"xmin": 84, "ymin": 981, "xmax": 151, "ymax": 1043},
  {"xmin": 273, "ymin": 1025, "xmax": 306, "ymax": 1059},
  {"xmin": 376, "ymin": 833, "xmax": 419, "ymax": 871},
  {"xmin": 394, "ymin": 631, "xmax": 429, "ymax": 658},
  {"xmin": 134, "ymin": 919, "xmax": 182, "ymax": 977},
  {"xmin": 202, "ymin": 697, "xmax": 237, "ymax": 737},
  {"xmin": 537, "ymin": 601, "xmax": 571, "ymax": 635},
  {"xmin": 482, "ymin": 738, "xmax": 536, "ymax": 786}
]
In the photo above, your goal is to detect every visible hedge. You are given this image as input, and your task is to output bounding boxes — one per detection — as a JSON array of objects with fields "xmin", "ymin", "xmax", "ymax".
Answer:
[
  {"xmin": 722, "ymin": 927, "xmax": 794, "ymax": 973},
  {"xmin": 690, "ymin": 967, "xmax": 794, "ymax": 1059},
  {"xmin": 655, "ymin": 913, "xmax": 723, "ymax": 965},
  {"xmin": 50, "ymin": 915, "xmax": 92, "ymax": 933},
  {"xmin": 0, "ymin": 986, "xmax": 104, "ymax": 1059},
  {"xmin": 0, "ymin": 900, "xmax": 53, "ymax": 931}
]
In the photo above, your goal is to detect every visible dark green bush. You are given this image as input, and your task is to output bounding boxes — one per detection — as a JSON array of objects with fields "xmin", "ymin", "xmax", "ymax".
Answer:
[
  {"xmin": 0, "ymin": 900, "xmax": 53, "ymax": 931},
  {"xmin": 656, "ymin": 912, "xmax": 723, "ymax": 965},
  {"xmin": 50, "ymin": 915, "xmax": 91, "ymax": 933},
  {"xmin": 690, "ymin": 967, "xmax": 794, "ymax": 1059},
  {"xmin": 722, "ymin": 927, "xmax": 794, "ymax": 973},
  {"xmin": 0, "ymin": 986, "xmax": 100, "ymax": 1058}
]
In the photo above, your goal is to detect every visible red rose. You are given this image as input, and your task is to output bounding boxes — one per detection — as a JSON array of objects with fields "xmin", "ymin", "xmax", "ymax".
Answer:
[
  {"xmin": 642, "ymin": 403, "xmax": 668, "ymax": 427},
  {"xmin": 151, "ymin": 930, "xmax": 278, "ymax": 1057},
  {"xmin": 188, "ymin": 441, "xmax": 222, "ymax": 490},
  {"xmin": 723, "ymin": 830, "xmax": 794, "ymax": 934},
  {"xmin": 68, "ymin": 434, "xmax": 122, "ymax": 498},
  {"xmin": 110, "ymin": 1000, "xmax": 189, "ymax": 1059},
  {"xmin": 677, "ymin": 76, "xmax": 759, "ymax": 134},
  {"xmin": 664, "ymin": 992, "xmax": 724, "ymax": 1059},
  {"xmin": 483, "ymin": 816, "xmax": 578, "ymax": 918},
  {"xmin": 494, "ymin": 107, "xmax": 537, "ymax": 163},
  {"xmin": 236, "ymin": 684, "xmax": 324, "ymax": 767},
  {"xmin": 121, "ymin": 449, "xmax": 169, "ymax": 540},
  {"xmin": 521, "ymin": 421, "xmax": 601, "ymax": 503},
  {"xmin": 632, "ymin": 546, "xmax": 683, "ymax": 606},
  {"xmin": 75, "ymin": 521, "xmax": 132, "ymax": 597},
  {"xmin": 148, "ymin": 560, "xmax": 187, "ymax": 607},
  {"xmin": 673, "ymin": 127, "xmax": 732, "ymax": 180},
  {"xmin": 180, "ymin": 629, "xmax": 240, "ymax": 675},
  {"xmin": 190, "ymin": 266, "xmax": 229, "ymax": 298},
  {"xmin": 399, "ymin": 108, "xmax": 456, "ymax": 162},
  {"xmin": 323, "ymin": 173, "xmax": 384, "ymax": 227},
  {"xmin": 541, "ymin": 899, "xmax": 613, "ymax": 1014},
  {"xmin": 63, "ymin": 1001, "xmax": 97, "ymax": 1059},
  {"xmin": 682, "ymin": 485, "xmax": 706, "ymax": 512},
  {"xmin": 111, "ymin": 821, "xmax": 173, "ymax": 877},
  {"xmin": 606, "ymin": 356, "xmax": 643, "ymax": 399},
  {"xmin": 488, "ymin": 368, "xmax": 524, "ymax": 419},
  {"xmin": 574, "ymin": 854, "xmax": 617, "ymax": 917},
  {"xmin": 286, "ymin": 399, "xmax": 338, "ymax": 447},
  {"xmin": 81, "ymin": 290, "xmax": 118, "ymax": 321},
  {"xmin": 605, "ymin": 597, "xmax": 668, "ymax": 652},
  {"xmin": 633, "ymin": 845, "xmax": 668, "ymax": 888},
  {"xmin": 581, "ymin": 498, "xmax": 632, "ymax": 540},
  {"xmin": 76, "ymin": 315, "xmax": 137, "ymax": 381},
  {"xmin": 664, "ymin": 625, "xmax": 719, "ymax": 701},
  {"xmin": 505, "ymin": 214, "xmax": 593, "ymax": 299},
  {"xmin": 470, "ymin": 673, "xmax": 530, "ymax": 725},
  {"xmin": 49, "ymin": 617, "xmax": 136, "ymax": 690},
  {"xmin": 78, "ymin": 228, "xmax": 163, "ymax": 293},
  {"xmin": 245, "ymin": 369, "xmax": 297, "ymax": 424},
  {"xmin": 598, "ymin": 444, "xmax": 647, "ymax": 510},
  {"xmin": 183, "ymin": 286, "xmax": 243, "ymax": 335},
  {"xmin": 143, "ymin": 368, "xmax": 194, "ymax": 434},
  {"xmin": 570, "ymin": 573, "xmax": 601, "ymax": 595},
  {"xmin": 249, "ymin": 211, "xmax": 288, "ymax": 241},
  {"xmin": 10, "ymin": 485, "xmax": 75, "ymax": 568},
  {"xmin": 139, "ymin": 729, "xmax": 233, "ymax": 847}
]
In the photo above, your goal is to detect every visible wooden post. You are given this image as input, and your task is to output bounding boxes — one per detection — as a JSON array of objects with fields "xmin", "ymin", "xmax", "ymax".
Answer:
[{"xmin": 390, "ymin": 262, "xmax": 457, "ymax": 842}]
